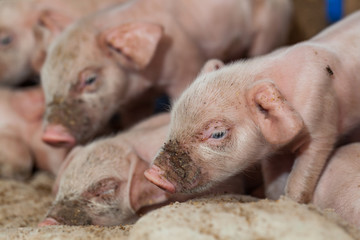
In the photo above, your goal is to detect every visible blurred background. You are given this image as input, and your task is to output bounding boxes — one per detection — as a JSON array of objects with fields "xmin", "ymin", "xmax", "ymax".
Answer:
[{"xmin": 289, "ymin": 0, "xmax": 360, "ymax": 43}]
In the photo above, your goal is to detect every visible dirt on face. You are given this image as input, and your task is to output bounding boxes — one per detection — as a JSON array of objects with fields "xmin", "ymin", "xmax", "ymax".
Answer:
[
  {"xmin": 46, "ymin": 95, "xmax": 92, "ymax": 144},
  {"xmin": 155, "ymin": 140, "xmax": 201, "ymax": 192},
  {"xmin": 48, "ymin": 198, "xmax": 93, "ymax": 226}
]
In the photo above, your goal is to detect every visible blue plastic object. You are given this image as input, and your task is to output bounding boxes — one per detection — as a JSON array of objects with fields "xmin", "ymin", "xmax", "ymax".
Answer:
[{"xmin": 326, "ymin": 0, "xmax": 344, "ymax": 23}]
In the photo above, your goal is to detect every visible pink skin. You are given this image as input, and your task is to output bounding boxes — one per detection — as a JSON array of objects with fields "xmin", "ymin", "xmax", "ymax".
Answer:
[
  {"xmin": 144, "ymin": 165, "xmax": 175, "ymax": 193},
  {"xmin": 38, "ymin": 218, "xmax": 60, "ymax": 227},
  {"xmin": 39, "ymin": 113, "xmax": 246, "ymax": 226},
  {"xmin": 41, "ymin": 0, "xmax": 292, "ymax": 147},
  {"xmin": 0, "ymin": 87, "xmax": 68, "ymax": 180},
  {"xmin": 313, "ymin": 142, "xmax": 360, "ymax": 228},
  {"xmin": 42, "ymin": 124, "xmax": 76, "ymax": 148},
  {"xmin": 147, "ymin": 11, "xmax": 360, "ymax": 203},
  {"xmin": 0, "ymin": 0, "xmax": 129, "ymax": 86}
]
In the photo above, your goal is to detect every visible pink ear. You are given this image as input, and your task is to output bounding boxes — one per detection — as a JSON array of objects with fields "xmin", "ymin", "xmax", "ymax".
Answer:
[
  {"xmin": 199, "ymin": 59, "xmax": 225, "ymax": 75},
  {"xmin": 37, "ymin": 10, "xmax": 73, "ymax": 34},
  {"xmin": 247, "ymin": 80, "xmax": 305, "ymax": 146},
  {"xmin": 100, "ymin": 22, "xmax": 164, "ymax": 70},
  {"xmin": 31, "ymin": 10, "xmax": 72, "ymax": 72}
]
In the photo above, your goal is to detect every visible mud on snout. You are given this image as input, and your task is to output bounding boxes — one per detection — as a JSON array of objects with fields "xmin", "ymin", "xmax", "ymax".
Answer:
[
  {"xmin": 46, "ymin": 95, "xmax": 93, "ymax": 144},
  {"xmin": 153, "ymin": 140, "xmax": 202, "ymax": 193},
  {"xmin": 46, "ymin": 198, "xmax": 93, "ymax": 226}
]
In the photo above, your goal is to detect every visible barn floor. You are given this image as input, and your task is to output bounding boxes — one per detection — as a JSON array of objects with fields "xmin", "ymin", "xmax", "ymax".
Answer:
[
  {"xmin": 0, "ymin": 173, "xmax": 131, "ymax": 240},
  {"xmin": 0, "ymin": 172, "xmax": 359, "ymax": 240}
]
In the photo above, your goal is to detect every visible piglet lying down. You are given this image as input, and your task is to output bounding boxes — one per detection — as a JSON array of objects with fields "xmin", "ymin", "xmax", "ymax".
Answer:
[
  {"xmin": 39, "ymin": 113, "xmax": 248, "ymax": 226},
  {"xmin": 145, "ymin": 10, "xmax": 360, "ymax": 204}
]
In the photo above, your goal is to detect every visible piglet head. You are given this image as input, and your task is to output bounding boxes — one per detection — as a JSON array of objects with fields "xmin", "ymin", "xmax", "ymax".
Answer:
[
  {"xmin": 41, "ymin": 21, "xmax": 164, "ymax": 147},
  {"xmin": 41, "ymin": 50, "xmax": 121, "ymax": 147},
  {"xmin": 146, "ymin": 59, "xmax": 306, "ymax": 194},
  {"xmin": 0, "ymin": 1, "xmax": 71, "ymax": 86},
  {"xmin": 0, "ymin": 1, "xmax": 37, "ymax": 85},
  {"xmin": 40, "ymin": 137, "xmax": 168, "ymax": 226}
]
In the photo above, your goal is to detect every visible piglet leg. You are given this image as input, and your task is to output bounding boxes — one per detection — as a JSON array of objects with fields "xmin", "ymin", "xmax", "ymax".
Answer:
[{"xmin": 285, "ymin": 133, "xmax": 337, "ymax": 203}]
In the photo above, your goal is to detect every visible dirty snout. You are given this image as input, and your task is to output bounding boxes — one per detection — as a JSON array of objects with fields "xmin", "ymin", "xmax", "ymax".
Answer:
[
  {"xmin": 42, "ymin": 95, "xmax": 92, "ymax": 147},
  {"xmin": 145, "ymin": 140, "xmax": 201, "ymax": 194},
  {"xmin": 39, "ymin": 198, "xmax": 93, "ymax": 226}
]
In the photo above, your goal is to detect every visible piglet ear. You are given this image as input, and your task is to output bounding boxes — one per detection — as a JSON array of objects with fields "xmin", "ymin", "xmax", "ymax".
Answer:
[
  {"xmin": 31, "ymin": 10, "xmax": 72, "ymax": 72},
  {"xmin": 37, "ymin": 10, "xmax": 73, "ymax": 34},
  {"xmin": 199, "ymin": 59, "xmax": 225, "ymax": 75},
  {"xmin": 246, "ymin": 80, "xmax": 305, "ymax": 146},
  {"xmin": 99, "ymin": 22, "xmax": 164, "ymax": 70},
  {"xmin": 129, "ymin": 156, "xmax": 168, "ymax": 212}
]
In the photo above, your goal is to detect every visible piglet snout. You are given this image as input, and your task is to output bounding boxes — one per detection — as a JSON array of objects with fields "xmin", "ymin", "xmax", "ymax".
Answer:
[
  {"xmin": 42, "ymin": 124, "xmax": 76, "ymax": 148},
  {"xmin": 144, "ymin": 165, "xmax": 176, "ymax": 193},
  {"xmin": 38, "ymin": 217, "xmax": 60, "ymax": 227}
]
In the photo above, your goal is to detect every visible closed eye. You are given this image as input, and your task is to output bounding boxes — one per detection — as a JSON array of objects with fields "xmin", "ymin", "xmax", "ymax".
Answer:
[{"xmin": 85, "ymin": 75, "xmax": 97, "ymax": 85}]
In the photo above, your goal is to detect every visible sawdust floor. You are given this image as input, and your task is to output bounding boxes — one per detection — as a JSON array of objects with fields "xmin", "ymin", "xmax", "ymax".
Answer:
[
  {"xmin": 0, "ymin": 172, "xmax": 359, "ymax": 240},
  {"xmin": 0, "ymin": 172, "xmax": 131, "ymax": 240}
]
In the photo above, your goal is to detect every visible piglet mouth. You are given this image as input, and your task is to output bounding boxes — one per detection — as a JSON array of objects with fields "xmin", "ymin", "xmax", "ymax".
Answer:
[{"xmin": 144, "ymin": 165, "xmax": 176, "ymax": 193}]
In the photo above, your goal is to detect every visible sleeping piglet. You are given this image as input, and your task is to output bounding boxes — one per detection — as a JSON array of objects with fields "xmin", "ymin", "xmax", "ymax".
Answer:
[
  {"xmin": 0, "ymin": 87, "xmax": 67, "ymax": 180},
  {"xmin": 40, "ymin": 0, "xmax": 292, "ymax": 147},
  {"xmin": 39, "ymin": 113, "xmax": 247, "ymax": 226},
  {"xmin": 145, "ymin": 11, "xmax": 360, "ymax": 204},
  {"xmin": 0, "ymin": 0, "xmax": 128, "ymax": 86}
]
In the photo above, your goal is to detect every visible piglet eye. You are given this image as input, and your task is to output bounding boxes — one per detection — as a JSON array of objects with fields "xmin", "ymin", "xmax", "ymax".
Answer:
[
  {"xmin": 210, "ymin": 130, "xmax": 227, "ymax": 139},
  {"xmin": 78, "ymin": 69, "xmax": 101, "ymax": 93},
  {"xmin": 85, "ymin": 75, "xmax": 97, "ymax": 85},
  {"xmin": 0, "ymin": 34, "xmax": 12, "ymax": 46}
]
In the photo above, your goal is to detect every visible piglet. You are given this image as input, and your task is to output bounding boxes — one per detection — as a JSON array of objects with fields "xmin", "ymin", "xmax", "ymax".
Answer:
[
  {"xmin": 0, "ymin": 0, "xmax": 128, "ymax": 86},
  {"xmin": 0, "ymin": 87, "xmax": 67, "ymax": 180},
  {"xmin": 145, "ymin": 11, "xmax": 360, "ymax": 203},
  {"xmin": 313, "ymin": 142, "xmax": 360, "ymax": 228},
  {"xmin": 41, "ymin": 0, "xmax": 292, "ymax": 147},
  {"xmin": 39, "ymin": 113, "xmax": 246, "ymax": 226}
]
